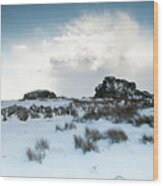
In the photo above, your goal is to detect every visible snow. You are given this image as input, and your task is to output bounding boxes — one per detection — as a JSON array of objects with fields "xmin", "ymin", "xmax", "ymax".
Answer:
[
  {"xmin": 137, "ymin": 108, "xmax": 154, "ymax": 116},
  {"xmin": 1, "ymin": 100, "xmax": 154, "ymax": 180},
  {"xmin": 1, "ymin": 99, "xmax": 72, "ymax": 109}
]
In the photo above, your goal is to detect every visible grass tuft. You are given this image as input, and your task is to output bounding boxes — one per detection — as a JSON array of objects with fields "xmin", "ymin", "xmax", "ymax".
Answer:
[
  {"xmin": 142, "ymin": 134, "xmax": 154, "ymax": 144},
  {"xmin": 73, "ymin": 135, "xmax": 98, "ymax": 154},
  {"xmin": 106, "ymin": 129, "xmax": 128, "ymax": 143}
]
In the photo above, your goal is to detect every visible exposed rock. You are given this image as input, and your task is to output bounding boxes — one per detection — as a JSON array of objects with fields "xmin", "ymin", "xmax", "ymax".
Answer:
[
  {"xmin": 29, "ymin": 105, "xmax": 40, "ymax": 119},
  {"xmin": 94, "ymin": 76, "xmax": 153, "ymax": 100},
  {"xmin": 23, "ymin": 90, "xmax": 57, "ymax": 100},
  {"xmin": 43, "ymin": 106, "xmax": 53, "ymax": 118},
  {"xmin": 16, "ymin": 107, "xmax": 29, "ymax": 121},
  {"xmin": 1, "ymin": 103, "xmax": 79, "ymax": 122},
  {"xmin": 7, "ymin": 104, "xmax": 18, "ymax": 117},
  {"xmin": 2, "ymin": 105, "xmax": 29, "ymax": 121},
  {"xmin": 30, "ymin": 104, "xmax": 40, "ymax": 113},
  {"xmin": 38, "ymin": 105, "xmax": 45, "ymax": 114}
]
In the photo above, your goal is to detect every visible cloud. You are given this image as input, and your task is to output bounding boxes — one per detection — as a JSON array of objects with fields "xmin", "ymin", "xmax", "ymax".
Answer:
[{"xmin": 1, "ymin": 12, "xmax": 153, "ymax": 99}]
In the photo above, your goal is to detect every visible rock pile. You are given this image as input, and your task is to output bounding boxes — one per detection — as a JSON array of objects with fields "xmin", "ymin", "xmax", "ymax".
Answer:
[
  {"xmin": 1, "ymin": 104, "xmax": 78, "ymax": 122},
  {"xmin": 94, "ymin": 76, "xmax": 153, "ymax": 100},
  {"xmin": 2, "ymin": 105, "xmax": 29, "ymax": 121},
  {"xmin": 23, "ymin": 90, "xmax": 57, "ymax": 100}
]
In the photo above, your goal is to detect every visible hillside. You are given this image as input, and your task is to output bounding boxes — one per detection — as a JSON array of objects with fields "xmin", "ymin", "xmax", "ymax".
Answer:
[{"xmin": 1, "ymin": 77, "xmax": 154, "ymax": 180}]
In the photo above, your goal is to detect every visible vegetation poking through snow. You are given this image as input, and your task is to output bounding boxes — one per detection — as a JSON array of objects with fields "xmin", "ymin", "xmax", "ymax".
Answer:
[
  {"xmin": 142, "ymin": 135, "xmax": 154, "ymax": 144},
  {"xmin": 26, "ymin": 138, "xmax": 49, "ymax": 163},
  {"xmin": 1, "ymin": 77, "xmax": 154, "ymax": 178},
  {"xmin": 1, "ymin": 97, "xmax": 153, "ymax": 129},
  {"xmin": 73, "ymin": 127, "xmax": 129, "ymax": 154},
  {"xmin": 134, "ymin": 115, "xmax": 154, "ymax": 128},
  {"xmin": 85, "ymin": 127, "xmax": 102, "ymax": 142},
  {"xmin": 35, "ymin": 138, "xmax": 49, "ymax": 150},
  {"xmin": 82, "ymin": 103, "xmax": 138, "ymax": 122},
  {"xmin": 105, "ymin": 129, "xmax": 128, "ymax": 143},
  {"xmin": 73, "ymin": 135, "xmax": 98, "ymax": 154},
  {"xmin": 26, "ymin": 148, "xmax": 35, "ymax": 161},
  {"xmin": 26, "ymin": 147, "xmax": 45, "ymax": 164},
  {"xmin": 55, "ymin": 122, "xmax": 76, "ymax": 132},
  {"xmin": 111, "ymin": 104, "xmax": 137, "ymax": 123},
  {"xmin": 81, "ymin": 102, "xmax": 153, "ymax": 128}
]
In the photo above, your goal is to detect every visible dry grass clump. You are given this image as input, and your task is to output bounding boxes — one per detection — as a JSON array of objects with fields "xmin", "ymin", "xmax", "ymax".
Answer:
[
  {"xmin": 106, "ymin": 129, "xmax": 128, "ymax": 143},
  {"xmin": 111, "ymin": 104, "xmax": 137, "ymax": 123},
  {"xmin": 142, "ymin": 134, "xmax": 154, "ymax": 144},
  {"xmin": 26, "ymin": 148, "xmax": 36, "ymax": 161},
  {"xmin": 26, "ymin": 147, "xmax": 45, "ymax": 164},
  {"xmin": 85, "ymin": 127, "xmax": 102, "ymax": 142},
  {"xmin": 134, "ymin": 115, "xmax": 154, "ymax": 128},
  {"xmin": 83, "ymin": 109, "xmax": 100, "ymax": 121},
  {"xmin": 64, "ymin": 122, "xmax": 77, "ymax": 130},
  {"xmin": 26, "ymin": 138, "xmax": 49, "ymax": 164},
  {"xmin": 81, "ymin": 102, "xmax": 154, "ymax": 129},
  {"xmin": 55, "ymin": 122, "xmax": 76, "ymax": 132},
  {"xmin": 55, "ymin": 125, "xmax": 64, "ymax": 132},
  {"xmin": 74, "ymin": 128, "xmax": 128, "ymax": 154},
  {"xmin": 35, "ymin": 138, "xmax": 49, "ymax": 150},
  {"xmin": 82, "ymin": 103, "xmax": 138, "ymax": 123},
  {"xmin": 73, "ymin": 135, "xmax": 98, "ymax": 154}
]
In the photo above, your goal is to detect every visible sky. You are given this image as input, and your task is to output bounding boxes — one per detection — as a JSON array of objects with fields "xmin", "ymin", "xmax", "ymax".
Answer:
[{"xmin": 1, "ymin": 1, "xmax": 154, "ymax": 100}]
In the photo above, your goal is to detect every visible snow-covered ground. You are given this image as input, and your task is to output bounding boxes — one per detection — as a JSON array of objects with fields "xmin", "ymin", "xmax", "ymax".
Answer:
[
  {"xmin": 1, "ymin": 99, "xmax": 72, "ymax": 109},
  {"xmin": 1, "ymin": 99, "xmax": 154, "ymax": 180}
]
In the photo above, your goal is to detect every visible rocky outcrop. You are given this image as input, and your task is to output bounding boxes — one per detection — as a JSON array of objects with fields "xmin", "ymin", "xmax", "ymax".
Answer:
[
  {"xmin": 1, "ymin": 104, "xmax": 78, "ymax": 122},
  {"xmin": 2, "ymin": 105, "xmax": 29, "ymax": 121},
  {"xmin": 94, "ymin": 76, "xmax": 153, "ymax": 100},
  {"xmin": 23, "ymin": 90, "xmax": 57, "ymax": 100}
]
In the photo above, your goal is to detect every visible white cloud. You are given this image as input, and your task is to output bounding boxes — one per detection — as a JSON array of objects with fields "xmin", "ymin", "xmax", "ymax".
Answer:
[{"xmin": 1, "ymin": 12, "xmax": 153, "ymax": 100}]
